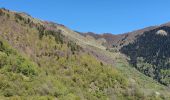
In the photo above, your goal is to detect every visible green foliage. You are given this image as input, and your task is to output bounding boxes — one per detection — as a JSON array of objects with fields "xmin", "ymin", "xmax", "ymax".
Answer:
[
  {"xmin": 0, "ymin": 9, "xmax": 169, "ymax": 100},
  {"xmin": 0, "ymin": 52, "xmax": 7, "ymax": 68},
  {"xmin": 160, "ymin": 69, "xmax": 170, "ymax": 85},
  {"xmin": 0, "ymin": 34, "xmax": 129, "ymax": 99},
  {"xmin": 0, "ymin": 39, "xmax": 38, "ymax": 77},
  {"xmin": 37, "ymin": 25, "xmax": 45, "ymax": 39},
  {"xmin": 121, "ymin": 26, "xmax": 170, "ymax": 85},
  {"xmin": 137, "ymin": 57, "xmax": 155, "ymax": 77},
  {"xmin": 67, "ymin": 41, "xmax": 80, "ymax": 54},
  {"xmin": 37, "ymin": 25, "xmax": 64, "ymax": 44},
  {"xmin": 15, "ymin": 13, "xmax": 24, "ymax": 21},
  {"xmin": 44, "ymin": 30, "xmax": 64, "ymax": 44},
  {"xmin": 51, "ymin": 54, "xmax": 128, "ymax": 99}
]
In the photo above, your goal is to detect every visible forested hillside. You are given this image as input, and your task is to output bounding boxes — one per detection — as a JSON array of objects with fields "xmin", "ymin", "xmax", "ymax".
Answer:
[
  {"xmin": 0, "ymin": 8, "xmax": 169, "ymax": 100},
  {"xmin": 121, "ymin": 26, "xmax": 170, "ymax": 86}
]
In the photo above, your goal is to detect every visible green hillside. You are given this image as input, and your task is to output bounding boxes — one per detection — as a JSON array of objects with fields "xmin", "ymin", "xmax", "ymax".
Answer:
[{"xmin": 0, "ymin": 8, "xmax": 169, "ymax": 100}]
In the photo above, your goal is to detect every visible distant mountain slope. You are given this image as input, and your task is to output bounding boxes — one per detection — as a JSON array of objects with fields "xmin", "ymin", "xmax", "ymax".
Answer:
[
  {"xmin": 120, "ymin": 26, "xmax": 170, "ymax": 86},
  {"xmin": 0, "ymin": 8, "xmax": 169, "ymax": 100},
  {"xmin": 82, "ymin": 26, "xmax": 157, "ymax": 48},
  {"xmin": 82, "ymin": 21, "xmax": 170, "ymax": 86}
]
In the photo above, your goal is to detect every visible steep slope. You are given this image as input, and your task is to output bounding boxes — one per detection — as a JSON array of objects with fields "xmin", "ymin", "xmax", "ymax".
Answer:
[
  {"xmin": 120, "ymin": 26, "xmax": 170, "ymax": 86},
  {"xmin": 46, "ymin": 22, "xmax": 106, "ymax": 50},
  {"xmin": 82, "ymin": 26, "xmax": 157, "ymax": 49},
  {"xmin": 0, "ymin": 8, "xmax": 169, "ymax": 100},
  {"xmin": 0, "ymin": 8, "xmax": 127, "ymax": 100},
  {"xmin": 82, "ymin": 21, "xmax": 170, "ymax": 86}
]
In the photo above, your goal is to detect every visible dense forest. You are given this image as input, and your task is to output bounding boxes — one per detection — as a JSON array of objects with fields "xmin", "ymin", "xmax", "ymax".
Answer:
[{"xmin": 121, "ymin": 26, "xmax": 170, "ymax": 86}]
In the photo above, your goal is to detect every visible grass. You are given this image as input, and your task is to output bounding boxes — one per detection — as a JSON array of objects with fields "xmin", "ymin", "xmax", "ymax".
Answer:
[{"xmin": 0, "ymin": 8, "xmax": 169, "ymax": 100}]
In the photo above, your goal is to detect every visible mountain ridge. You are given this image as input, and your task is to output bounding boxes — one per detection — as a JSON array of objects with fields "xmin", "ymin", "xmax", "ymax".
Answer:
[{"xmin": 0, "ymin": 8, "xmax": 169, "ymax": 99}]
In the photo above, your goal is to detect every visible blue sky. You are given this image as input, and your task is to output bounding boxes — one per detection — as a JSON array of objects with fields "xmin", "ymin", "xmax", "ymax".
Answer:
[{"xmin": 1, "ymin": 0, "xmax": 170, "ymax": 34}]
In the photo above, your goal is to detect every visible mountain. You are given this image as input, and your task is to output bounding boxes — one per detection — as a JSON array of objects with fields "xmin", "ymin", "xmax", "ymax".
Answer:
[
  {"xmin": 120, "ymin": 26, "xmax": 170, "ymax": 86},
  {"xmin": 83, "ymin": 21, "xmax": 170, "ymax": 86},
  {"xmin": 0, "ymin": 8, "xmax": 169, "ymax": 100},
  {"xmin": 82, "ymin": 26, "xmax": 157, "ymax": 48}
]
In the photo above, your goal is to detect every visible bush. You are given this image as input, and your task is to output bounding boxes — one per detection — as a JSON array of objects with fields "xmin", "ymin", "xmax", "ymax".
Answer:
[
  {"xmin": 0, "ymin": 51, "xmax": 7, "ymax": 68},
  {"xmin": 0, "ymin": 39, "xmax": 38, "ymax": 77},
  {"xmin": 15, "ymin": 13, "xmax": 24, "ymax": 21},
  {"xmin": 0, "ymin": 9, "xmax": 5, "ymax": 16},
  {"xmin": 44, "ymin": 30, "xmax": 64, "ymax": 44},
  {"xmin": 5, "ymin": 55, "xmax": 38, "ymax": 76},
  {"xmin": 67, "ymin": 41, "xmax": 80, "ymax": 54},
  {"xmin": 3, "ymin": 89, "xmax": 14, "ymax": 97}
]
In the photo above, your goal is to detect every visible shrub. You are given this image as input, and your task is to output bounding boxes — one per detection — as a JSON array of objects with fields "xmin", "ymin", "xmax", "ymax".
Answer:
[
  {"xmin": 15, "ymin": 13, "xmax": 24, "ymax": 21},
  {"xmin": 5, "ymin": 55, "xmax": 38, "ymax": 76},
  {"xmin": 0, "ymin": 51, "xmax": 7, "ymax": 67},
  {"xmin": 67, "ymin": 41, "xmax": 80, "ymax": 54},
  {"xmin": 3, "ymin": 89, "xmax": 14, "ymax": 97},
  {"xmin": 0, "ymin": 9, "xmax": 5, "ymax": 16},
  {"xmin": 0, "ymin": 39, "xmax": 38, "ymax": 77},
  {"xmin": 44, "ymin": 30, "xmax": 64, "ymax": 44},
  {"xmin": 37, "ymin": 25, "xmax": 45, "ymax": 39}
]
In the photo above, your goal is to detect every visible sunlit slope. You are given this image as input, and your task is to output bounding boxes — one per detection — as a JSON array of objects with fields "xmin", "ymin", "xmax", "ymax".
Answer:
[{"xmin": 0, "ymin": 8, "xmax": 169, "ymax": 100}]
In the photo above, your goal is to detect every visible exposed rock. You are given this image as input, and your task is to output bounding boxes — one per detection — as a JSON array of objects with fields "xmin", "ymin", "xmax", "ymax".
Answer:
[{"xmin": 156, "ymin": 30, "xmax": 168, "ymax": 36}]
